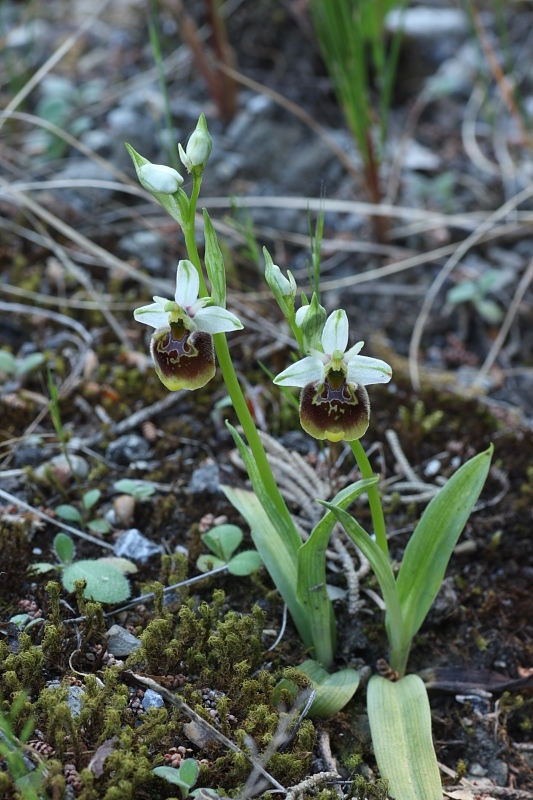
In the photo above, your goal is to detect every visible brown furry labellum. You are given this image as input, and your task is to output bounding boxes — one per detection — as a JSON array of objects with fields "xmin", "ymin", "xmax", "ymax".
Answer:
[{"xmin": 150, "ymin": 322, "xmax": 215, "ymax": 391}]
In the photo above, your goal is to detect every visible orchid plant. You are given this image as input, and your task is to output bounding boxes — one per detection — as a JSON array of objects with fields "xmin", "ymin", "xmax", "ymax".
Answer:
[{"xmin": 127, "ymin": 114, "xmax": 492, "ymax": 799}]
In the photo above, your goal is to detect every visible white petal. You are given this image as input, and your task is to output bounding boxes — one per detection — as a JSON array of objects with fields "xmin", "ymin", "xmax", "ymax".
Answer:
[
  {"xmin": 343, "ymin": 341, "xmax": 365, "ymax": 361},
  {"xmin": 347, "ymin": 355, "xmax": 392, "ymax": 386},
  {"xmin": 193, "ymin": 306, "xmax": 243, "ymax": 333},
  {"xmin": 322, "ymin": 310, "xmax": 348, "ymax": 355},
  {"xmin": 175, "ymin": 261, "xmax": 199, "ymax": 308},
  {"xmin": 133, "ymin": 304, "xmax": 169, "ymax": 329},
  {"xmin": 274, "ymin": 356, "xmax": 325, "ymax": 388},
  {"xmin": 295, "ymin": 305, "xmax": 310, "ymax": 327},
  {"xmin": 139, "ymin": 163, "xmax": 183, "ymax": 194}
]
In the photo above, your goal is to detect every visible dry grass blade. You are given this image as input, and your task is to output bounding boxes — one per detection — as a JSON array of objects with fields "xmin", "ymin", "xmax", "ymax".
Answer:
[
  {"xmin": 0, "ymin": 0, "xmax": 113, "ymax": 135},
  {"xmin": 474, "ymin": 253, "xmax": 533, "ymax": 386},
  {"xmin": 409, "ymin": 181, "xmax": 533, "ymax": 390}
]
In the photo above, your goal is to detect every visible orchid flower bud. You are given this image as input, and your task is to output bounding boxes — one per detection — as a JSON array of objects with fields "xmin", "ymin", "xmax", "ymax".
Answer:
[
  {"xmin": 264, "ymin": 248, "xmax": 297, "ymax": 320},
  {"xmin": 296, "ymin": 294, "xmax": 326, "ymax": 353},
  {"xmin": 125, "ymin": 143, "xmax": 189, "ymax": 227},
  {"xmin": 138, "ymin": 163, "xmax": 184, "ymax": 194},
  {"xmin": 179, "ymin": 113, "xmax": 212, "ymax": 173}
]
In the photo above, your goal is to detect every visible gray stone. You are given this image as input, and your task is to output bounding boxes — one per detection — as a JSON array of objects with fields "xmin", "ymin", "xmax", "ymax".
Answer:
[
  {"xmin": 188, "ymin": 463, "xmax": 221, "ymax": 495},
  {"xmin": 105, "ymin": 435, "xmax": 151, "ymax": 466},
  {"xmin": 52, "ymin": 160, "xmax": 116, "ymax": 212},
  {"xmin": 113, "ymin": 529, "xmax": 162, "ymax": 564},
  {"xmin": 118, "ymin": 230, "xmax": 167, "ymax": 274},
  {"xmin": 141, "ymin": 688, "xmax": 164, "ymax": 711},
  {"xmin": 105, "ymin": 624, "xmax": 141, "ymax": 657}
]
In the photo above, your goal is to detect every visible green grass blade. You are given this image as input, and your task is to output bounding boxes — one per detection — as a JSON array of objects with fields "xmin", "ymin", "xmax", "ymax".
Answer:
[
  {"xmin": 297, "ymin": 478, "xmax": 377, "ymax": 667},
  {"xmin": 396, "ymin": 445, "xmax": 493, "ymax": 644},
  {"xmin": 367, "ymin": 674, "xmax": 442, "ymax": 800}
]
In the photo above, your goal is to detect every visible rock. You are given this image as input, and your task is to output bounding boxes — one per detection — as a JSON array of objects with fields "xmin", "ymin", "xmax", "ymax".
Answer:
[
  {"xmin": 141, "ymin": 688, "xmax": 164, "ymax": 711},
  {"xmin": 118, "ymin": 230, "xmax": 168, "ymax": 274},
  {"xmin": 66, "ymin": 685, "xmax": 85, "ymax": 718},
  {"xmin": 34, "ymin": 454, "xmax": 89, "ymax": 484},
  {"xmin": 188, "ymin": 462, "xmax": 221, "ymax": 494},
  {"xmin": 105, "ymin": 624, "xmax": 141, "ymax": 657},
  {"xmin": 52, "ymin": 160, "xmax": 117, "ymax": 212},
  {"xmin": 113, "ymin": 529, "xmax": 162, "ymax": 563},
  {"xmin": 105, "ymin": 435, "xmax": 151, "ymax": 466},
  {"xmin": 113, "ymin": 494, "xmax": 136, "ymax": 527}
]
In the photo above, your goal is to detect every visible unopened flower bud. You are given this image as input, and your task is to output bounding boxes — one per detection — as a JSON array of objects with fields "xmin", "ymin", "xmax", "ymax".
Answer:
[
  {"xmin": 179, "ymin": 113, "xmax": 212, "ymax": 172},
  {"xmin": 138, "ymin": 163, "xmax": 184, "ymax": 194},
  {"xmin": 270, "ymin": 264, "xmax": 296, "ymax": 299},
  {"xmin": 296, "ymin": 295, "xmax": 327, "ymax": 353}
]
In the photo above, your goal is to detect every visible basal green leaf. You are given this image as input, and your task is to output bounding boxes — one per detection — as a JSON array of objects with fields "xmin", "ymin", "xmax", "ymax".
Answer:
[
  {"xmin": 222, "ymin": 485, "xmax": 311, "ymax": 648},
  {"xmin": 298, "ymin": 478, "xmax": 377, "ymax": 668},
  {"xmin": 62, "ymin": 560, "xmax": 130, "ymax": 603},
  {"xmin": 396, "ymin": 445, "xmax": 492, "ymax": 644},
  {"xmin": 298, "ymin": 659, "xmax": 359, "ymax": 718},
  {"xmin": 318, "ymin": 501, "xmax": 405, "ymax": 663},
  {"xmin": 367, "ymin": 674, "xmax": 441, "ymax": 800}
]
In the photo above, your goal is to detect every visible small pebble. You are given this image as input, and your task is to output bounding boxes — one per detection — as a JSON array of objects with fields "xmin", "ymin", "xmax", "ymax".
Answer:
[
  {"xmin": 105, "ymin": 624, "xmax": 141, "ymax": 657},
  {"xmin": 141, "ymin": 689, "xmax": 164, "ymax": 711},
  {"xmin": 113, "ymin": 529, "xmax": 162, "ymax": 563}
]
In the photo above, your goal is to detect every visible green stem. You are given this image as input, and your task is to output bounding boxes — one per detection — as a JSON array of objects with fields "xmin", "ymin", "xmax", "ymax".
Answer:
[
  {"xmin": 350, "ymin": 439, "xmax": 389, "ymax": 558},
  {"xmin": 182, "ymin": 175, "xmax": 297, "ymax": 532}
]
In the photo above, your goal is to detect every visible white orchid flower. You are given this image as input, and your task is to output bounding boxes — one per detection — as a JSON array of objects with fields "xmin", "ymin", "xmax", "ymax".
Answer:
[
  {"xmin": 274, "ymin": 309, "xmax": 392, "ymax": 441},
  {"xmin": 134, "ymin": 260, "xmax": 243, "ymax": 391}
]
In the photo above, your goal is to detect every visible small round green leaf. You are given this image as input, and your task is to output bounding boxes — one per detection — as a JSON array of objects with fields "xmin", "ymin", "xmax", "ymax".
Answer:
[
  {"xmin": 227, "ymin": 550, "xmax": 262, "ymax": 576},
  {"xmin": 53, "ymin": 532, "xmax": 75, "ymax": 564},
  {"xmin": 0, "ymin": 350, "xmax": 16, "ymax": 374},
  {"xmin": 178, "ymin": 758, "xmax": 199, "ymax": 788},
  {"xmin": 152, "ymin": 766, "xmax": 189, "ymax": 787},
  {"xmin": 62, "ymin": 560, "xmax": 130, "ymax": 603},
  {"xmin": 87, "ymin": 519, "xmax": 110, "ymax": 534},
  {"xmin": 55, "ymin": 505, "xmax": 82, "ymax": 524},
  {"xmin": 83, "ymin": 489, "xmax": 101, "ymax": 511}
]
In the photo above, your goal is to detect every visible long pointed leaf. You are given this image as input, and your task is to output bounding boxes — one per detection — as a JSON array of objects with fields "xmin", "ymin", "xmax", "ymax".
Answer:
[
  {"xmin": 396, "ymin": 445, "xmax": 492, "ymax": 643},
  {"xmin": 225, "ymin": 422, "xmax": 302, "ymax": 557},
  {"xmin": 318, "ymin": 501, "xmax": 405, "ymax": 664},
  {"xmin": 367, "ymin": 674, "xmax": 442, "ymax": 800},
  {"xmin": 221, "ymin": 486, "xmax": 311, "ymax": 648},
  {"xmin": 297, "ymin": 478, "xmax": 377, "ymax": 667}
]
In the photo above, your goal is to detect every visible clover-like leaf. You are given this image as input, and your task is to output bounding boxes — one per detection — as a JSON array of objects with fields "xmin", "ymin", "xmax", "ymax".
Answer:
[
  {"xmin": 227, "ymin": 550, "xmax": 262, "ymax": 576},
  {"xmin": 202, "ymin": 524, "xmax": 243, "ymax": 562}
]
